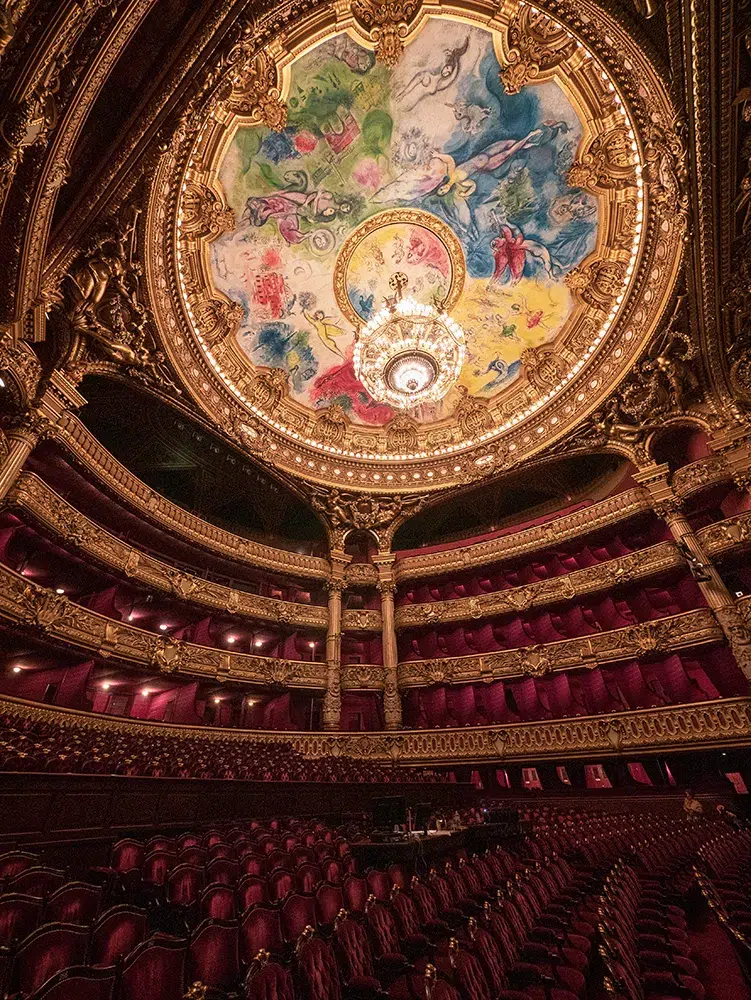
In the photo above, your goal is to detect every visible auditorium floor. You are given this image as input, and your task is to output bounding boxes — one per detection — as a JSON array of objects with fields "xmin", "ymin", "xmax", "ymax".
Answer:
[{"xmin": 688, "ymin": 909, "xmax": 751, "ymax": 1000}]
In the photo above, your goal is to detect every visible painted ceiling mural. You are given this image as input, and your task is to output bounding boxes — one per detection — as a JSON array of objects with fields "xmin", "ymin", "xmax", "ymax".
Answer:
[{"xmin": 210, "ymin": 18, "xmax": 598, "ymax": 427}]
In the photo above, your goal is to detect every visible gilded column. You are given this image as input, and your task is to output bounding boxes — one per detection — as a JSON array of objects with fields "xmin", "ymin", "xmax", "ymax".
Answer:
[
  {"xmin": 322, "ymin": 553, "xmax": 348, "ymax": 731},
  {"xmin": 635, "ymin": 464, "xmax": 751, "ymax": 681},
  {"xmin": 375, "ymin": 555, "xmax": 401, "ymax": 730},
  {"xmin": 0, "ymin": 372, "xmax": 85, "ymax": 501}
]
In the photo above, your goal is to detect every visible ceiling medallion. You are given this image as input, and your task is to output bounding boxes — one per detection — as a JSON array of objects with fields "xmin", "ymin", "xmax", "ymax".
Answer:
[
  {"xmin": 153, "ymin": 0, "xmax": 685, "ymax": 489},
  {"xmin": 354, "ymin": 273, "xmax": 466, "ymax": 408}
]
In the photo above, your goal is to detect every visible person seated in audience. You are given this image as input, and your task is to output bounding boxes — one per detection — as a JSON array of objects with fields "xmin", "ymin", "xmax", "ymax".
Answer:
[{"xmin": 683, "ymin": 788, "xmax": 704, "ymax": 821}]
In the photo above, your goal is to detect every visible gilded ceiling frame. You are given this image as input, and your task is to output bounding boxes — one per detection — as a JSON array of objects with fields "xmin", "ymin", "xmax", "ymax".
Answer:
[{"xmin": 145, "ymin": 0, "xmax": 686, "ymax": 495}]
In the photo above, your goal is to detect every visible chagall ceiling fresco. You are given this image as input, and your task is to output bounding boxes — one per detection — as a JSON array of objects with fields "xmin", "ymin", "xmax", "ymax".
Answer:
[{"xmin": 211, "ymin": 18, "xmax": 598, "ymax": 426}]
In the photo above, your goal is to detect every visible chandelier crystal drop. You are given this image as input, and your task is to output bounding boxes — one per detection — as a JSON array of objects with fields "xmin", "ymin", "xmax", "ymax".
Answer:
[{"xmin": 353, "ymin": 281, "xmax": 466, "ymax": 409}]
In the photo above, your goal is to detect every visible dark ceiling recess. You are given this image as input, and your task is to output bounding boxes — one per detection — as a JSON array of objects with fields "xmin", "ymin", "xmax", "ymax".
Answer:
[
  {"xmin": 392, "ymin": 453, "xmax": 626, "ymax": 551},
  {"xmin": 78, "ymin": 376, "xmax": 327, "ymax": 554}
]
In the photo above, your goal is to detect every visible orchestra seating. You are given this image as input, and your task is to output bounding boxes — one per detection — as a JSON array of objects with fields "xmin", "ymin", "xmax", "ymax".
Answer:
[{"xmin": 0, "ymin": 806, "xmax": 746, "ymax": 999}]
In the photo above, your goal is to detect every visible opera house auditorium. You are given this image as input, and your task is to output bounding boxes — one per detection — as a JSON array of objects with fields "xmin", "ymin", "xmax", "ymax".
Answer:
[{"xmin": 0, "ymin": 0, "xmax": 749, "ymax": 996}]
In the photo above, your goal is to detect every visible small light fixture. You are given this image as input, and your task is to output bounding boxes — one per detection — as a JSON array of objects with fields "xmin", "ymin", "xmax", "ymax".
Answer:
[
  {"xmin": 213, "ymin": 697, "xmax": 221, "ymax": 704},
  {"xmin": 247, "ymin": 698, "xmax": 256, "ymax": 706},
  {"xmin": 128, "ymin": 613, "xmax": 135, "ymax": 622},
  {"xmin": 309, "ymin": 641, "xmax": 315, "ymax": 648},
  {"xmin": 0, "ymin": 376, "xmax": 6, "ymax": 388},
  {"xmin": 736, "ymin": 590, "xmax": 744, "ymax": 598},
  {"xmin": 12, "ymin": 666, "xmax": 21, "ymax": 674},
  {"xmin": 102, "ymin": 682, "xmax": 111, "ymax": 691},
  {"xmin": 227, "ymin": 636, "xmax": 236, "ymax": 644},
  {"xmin": 254, "ymin": 639, "xmax": 263, "ymax": 647},
  {"xmin": 159, "ymin": 623, "xmax": 168, "ymax": 631},
  {"xmin": 55, "ymin": 587, "xmax": 65, "ymax": 595},
  {"xmin": 141, "ymin": 688, "xmax": 150, "ymax": 697}
]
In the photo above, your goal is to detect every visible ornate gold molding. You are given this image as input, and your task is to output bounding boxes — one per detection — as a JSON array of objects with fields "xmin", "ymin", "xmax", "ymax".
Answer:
[
  {"xmin": 397, "ymin": 608, "xmax": 722, "ymax": 688},
  {"xmin": 395, "ymin": 488, "xmax": 651, "ymax": 582},
  {"xmin": 341, "ymin": 609, "xmax": 382, "ymax": 631},
  {"xmin": 0, "ymin": 693, "xmax": 747, "ymax": 764},
  {"xmin": 340, "ymin": 663, "xmax": 385, "ymax": 691},
  {"xmin": 395, "ymin": 541, "xmax": 683, "ymax": 628},
  {"xmin": 53, "ymin": 412, "xmax": 330, "ymax": 580},
  {"xmin": 698, "ymin": 511, "xmax": 751, "ymax": 556},
  {"xmin": 6, "ymin": 472, "xmax": 329, "ymax": 628},
  {"xmin": 0, "ymin": 563, "xmax": 327, "ymax": 689}
]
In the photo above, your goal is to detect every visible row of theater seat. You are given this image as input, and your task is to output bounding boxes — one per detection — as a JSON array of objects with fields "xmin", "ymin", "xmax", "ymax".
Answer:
[
  {"xmin": 694, "ymin": 828, "xmax": 751, "ymax": 985},
  {"xmin": 0, "ymin": 709, "xmax": 444, "ymax": 779},
  {"xmin": 0, "ymin": 804, "xmax": 740, "ymax": 999}
]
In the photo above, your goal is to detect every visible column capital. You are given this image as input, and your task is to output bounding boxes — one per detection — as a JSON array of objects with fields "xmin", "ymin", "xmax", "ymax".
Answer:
[{"xmin": 632, "ymin": 462, "xmax": 683, "ymax": 518}]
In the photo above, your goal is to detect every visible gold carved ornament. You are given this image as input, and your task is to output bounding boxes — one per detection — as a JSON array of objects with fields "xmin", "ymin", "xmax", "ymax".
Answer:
[
  {"xmin": 350, "ymin": 0, "xmax": 422, "ymax": 66},
  {"xmin": 497, "ymin": 6, "xmax": 577, "ymax": 95}
]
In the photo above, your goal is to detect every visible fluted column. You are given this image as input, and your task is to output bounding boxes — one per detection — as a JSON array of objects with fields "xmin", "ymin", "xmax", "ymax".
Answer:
[
  {"xmin": 322, "ymin": 581, "xmax": 343, "ymax": 731},
  {"xmin": 635, "ymin": 464, "xmax": 751, "ymax": 681},
  {"xmin": 0, "ymin": 372, "xmax": 85, "ymax": 501},
  {"xmin": 375, "ymin": 555, "xmax": 401, "ymax": 730}
]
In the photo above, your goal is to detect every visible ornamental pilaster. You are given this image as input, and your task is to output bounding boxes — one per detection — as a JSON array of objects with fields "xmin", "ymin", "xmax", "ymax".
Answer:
[
  {"xmin": 708, "ymin": 425, "xmax": 751, "ymax": 495},
  {"xmin": 634, "ymin": 463, "xmax": 751, "ymax": 682},
  {"xmin": 0, "ymin": 370, "xmax": 84, "ymax": 501},
  {"xmin": 322, "ymin": 552, "xmax": 348, "ymax": 731},
  {"xmin": 374, "ymin": 554, "xmax": 401, "ymax": 729}
]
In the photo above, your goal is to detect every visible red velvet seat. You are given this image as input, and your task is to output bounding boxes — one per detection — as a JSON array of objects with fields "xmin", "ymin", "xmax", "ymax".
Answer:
[
  {"xmin": 239, "ymin": 874, "xmax": 269, "ymax": 911},
  {"xmin": 343, "ymin": 874, "xmax": 369, "ymax": 914},
  {"xmin": 268, "ymin": 869, "xmax": 294, "ymax": 902},
  {"xmin": 166, "ymin": 864, "xmax": 205, "ymax": 907},
  {"xmin": 244, "ymin": 952, "xmax": 296, "ymax": 1000},
  {"xmin": 188, "ymin": 918, "xmax": 241, "ymax": 990},
  {"xmin": 282, "ymin": 893, "xmax": 318, "ymax": 944},
  {"xmin": 241, "ymin": 906, "xmax": 285, "ymax": 963},
  {"xmin": 315, "ymin": 883, "xmax": 344, "ymax": 928},
  {"xmin": 0, "ymin": 852, "xmax": 39, "ymax": 881},
  {"xmin": 141, "ymin": 851, "xmax": 174, "ymax": 887},
  {"xmin": 11, "ymin": 922, "xmax": 89, "ymax": 997},
  {"xmin": 206, "ymin": 858, "xmax": 240, "ymax": 886},
  {"xmin": 296, "ymin": 931, "xmax": 343, "ymax": 1000},
  {"xmin": 45, "ymin": 882, "xmax": 103, "ymax": 925},
  {"xmin": 109, "ymin": 841, "xmax": 143, "ymax": 874},
  {"xmin": 296, "ymin": 864, "xmax": 322, "ymax": 894},
  {"xmin": 90, "ymin": 905, "xmax": 147, "ymax": 967},
  {"xmin": 10, "ymin": 867, "xmax": 67, "ymax": 897},
  {"xmin": 27, "ymin": 966, "xmax": 116, "ymax": 1000},
  {"xmin": 366, "ymin": 870, "xmax": 392, "ymax": 903},
  {"xmin": 119, "ymin": 934, "xmax": 187, "ymax": 1000},
  {"xmin": 332, "ymin": 911, "xmax": 385, "ymax": 995},
  {"xmin": 0, "ymin": 893, "xmax": 42, "ymax": 946},
  {"xmin": 200, "ymin": 883, "xmax": 237, "ymax": 921}
]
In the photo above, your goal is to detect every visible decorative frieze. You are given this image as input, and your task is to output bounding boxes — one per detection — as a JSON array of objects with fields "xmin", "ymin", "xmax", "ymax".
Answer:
[
  {"xmin": 1, "ymin": 694, "xmax": 748, "ymax": 765},
  {"xmin": 53, "ymin": 414, "xmax": 330, "ymax": 580},
  {"xmin": 6, "ymin": 472, "xmax": 329, "ymax": 627},
  {"xmin": 396, "ymin": 608, "xmax": 722, "ymax": 688},
  {"xmin": 0, "ymin": 564, "xmax": 327, "ymax": 689},
  {"xmin": 395, "ymin": 542, "xmax": 682, "ymax": 627}
]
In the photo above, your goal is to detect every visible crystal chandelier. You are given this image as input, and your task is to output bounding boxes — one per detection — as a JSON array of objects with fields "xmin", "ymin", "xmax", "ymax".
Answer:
[{"xmin": 353, "ymin": 274, "xmax": 466, "ymax": 409}]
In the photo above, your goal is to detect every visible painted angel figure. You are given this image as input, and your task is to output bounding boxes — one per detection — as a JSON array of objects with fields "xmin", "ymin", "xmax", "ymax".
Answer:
[{"xmin": 490, "ymin": 225, "xmax": 561, "ymax": 284}]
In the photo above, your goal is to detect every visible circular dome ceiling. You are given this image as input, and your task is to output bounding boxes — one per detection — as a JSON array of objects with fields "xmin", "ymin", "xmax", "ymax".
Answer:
[{"xmin": 151, "ymin": 0, "xmax": 685, "ymax": 491}]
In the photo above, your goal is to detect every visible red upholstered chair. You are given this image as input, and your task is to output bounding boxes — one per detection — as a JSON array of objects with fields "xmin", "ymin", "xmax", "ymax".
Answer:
[
  {"xmin": 241, "ymin": 906, "xmax": 284, "ymax": 963},
  {"xmin": 109, "ymin": 841, "xmax": 144, "ymax": 874},
  {"xmin": 320, "ymin": 859, "xmax": 344, "ymax": 885},
  {"xmin": 0, "ymin": 852, "xmax": 39, "ymax": 881},
  {"xmin": 295, "ymin": 930, "xmax": 343, "ymax": 1000},
  {"xmin": 239, "ymin": 875, "xmax": 270, "ymax": 911},
  {"xmin": 119, "ymin": 934, "xmax": 187, "ymax": 1000},
  {"xmin": 343, "ymin": 874, "xmax": 369, "ymax": 913},
  {"xmin": 389, "ymin": 887, "xmax": 431, "ymax": 956},
  {"xmin": 243, "ymin": 855, "xmax": 267, "ymax": 877},
  {"xmin": 268, "ymin": 851, "xmax": 293, "ymax": 872},
  {"xmin": 10, "ymin": 867, "xmax": 67, "ymax": 897},
  {"xmin": 410, "ymin": 879, "xmax": 451, "ymax": 938},
  {"xmin": 206, "ymin": 858, "xmax": 240, "ymax": 886},
  {"xmin": 295, "ymin": 864, "xmax": 322, "ymax": 894},
  {"xmin": 210, "ymin": 844, "xmax": 235, "ymax": 860},
  {"xmin": 178, "ymin": 847, "xmax": 207, "ymax": 867},
  {"xmin": 268, "ymin": 869, "xmax": 294, "ymax": 902},
  {"xmin": 200, "ymin": 883, "xmax": 237, "ymax": 922},
  {"xmin": 145, "ymin": 837, "xmax": 175, "ymax": 854},
  {"xmin": 366, "ymin": 870, "xmax": 391, "ymax": 902},
  {"xmin": 0, "ymin": 893, "xmax": 42, "ymax": 946},
  {"xmin": 387, "ymin": 864, "xmax": 408, "ymax": 891},
  {"xmin": 244, "ymin": 951, "xmax": 296, "ymax": 1000},
  {"xmin": 177, "ymin": 834, "xmax": 201, "ymax": 850},
  {"xmin": 364, "ymin": 897, "xmax": 410, "ymax": 981},
  {"xmin": 90, "ymin": 905, "xmax": 147, "ymax": 967},
  {"xmin": 141, "ymin": 851, "xmax": 173, "ymax": 888},
  {"xmin": 11, "ymin": 922, "xmax": 89, "ymax": 997},
  {"xmin": 188, "ymin": 918, "xmax": 241, "ymax": 991},
  {"xmin": 27, "ymin": 966, "xmax": 116, "ymax": 1000},
  {"xmin": 282, "ymin": 894, "xmax": 318, "ymax": 944},
  {"xmin": 332, "ymin": 910, "xmax": 385, "ymax": 996},
  {"xmin": 45, "ymin": 882, "xmax": 103, "ymax": 925},
  {"xmin": 166, "ymin": 864, "xmax": 205, "ymax": 908},
  {"xmin": 315, "ymin": 883, "xmax": 344, "ymax": 928}
]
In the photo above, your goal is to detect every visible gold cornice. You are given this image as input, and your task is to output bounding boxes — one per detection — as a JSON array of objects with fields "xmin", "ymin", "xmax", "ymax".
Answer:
[
  {"xmin": 0, "ymin": 693, "xmax": 747, "ymax": 765},
  {"xmin": 53, "ymin": 412, "xmax": 330, "ymax": 580},
  {"xmin": 395, "ymin": 540, "xmax": 683, "ymax": 628},
  {"xmin": 395, "ymin": 488, "xmax": 651, "ymax": 581},
  {"xmin": 6, "ymin": 472, "xmax": 329, "ymax": 628},
  {"xmin": 0, "ymin": 563, "xmax": 327, "ymax": 690},
  {"xmin": 340, "ymin": 663, "xmax": 385, "ymax": 691},
  {"xmin": 397, "ymin": 607, "xmax": 722, "ymax": 687}
]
